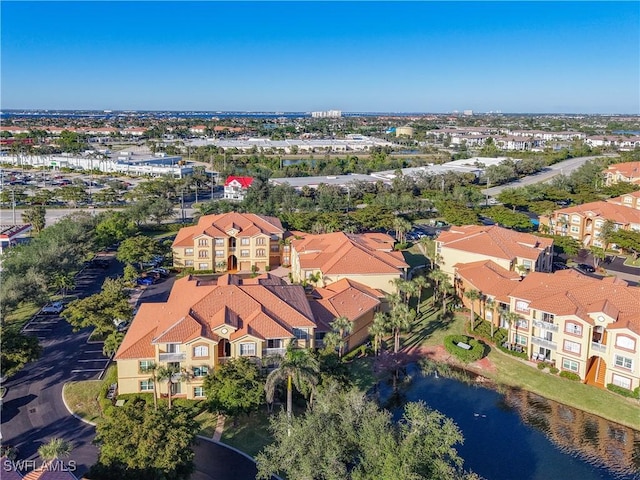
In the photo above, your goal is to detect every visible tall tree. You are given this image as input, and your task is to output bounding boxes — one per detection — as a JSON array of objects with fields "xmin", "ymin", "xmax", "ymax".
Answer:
[
  {"xmin": 157, "ymin": 363, "xmax": 182, "ymax": 410},
  {"xmin": 412, "ymin": 275, "xmax": 430, "ymax": 314},
  {"xmin": 265, "ymin": 345, "xmax": 320, "ymax": 423},
  {"xmin": 330, "ymin": 316, "xmax": 354, "ymax": 358},
  {"xmin": 369, "ymin": 312, "xmax": 388, "ymax": 356},
  {"xmin": 502, "ymin": 311, "xmax": 521, "ymax": 347},
  {"xmin": 204, "ymin": 357, "xmax": 264, "ymax": 417},
  {"xmin": 464, "ymin": 289, "xmax": 481, "ymax": 332},
  {"xmin": 388, "ymin": 303, "xmax": 416, "ymax": 354},
  {"xmin": 116, "ymin": 235, "xmax": 161, "ymax": 271},
  {"xmin": 485, "ymin": 297, "xmax": 497, "ymax": 338},
  {"xmin": 38, "ymin": 438, "xmax": 72, "ymax": 466},
  {"xmin": 22, "ymin": 205, "xmax": 46, "ymax": 234}
]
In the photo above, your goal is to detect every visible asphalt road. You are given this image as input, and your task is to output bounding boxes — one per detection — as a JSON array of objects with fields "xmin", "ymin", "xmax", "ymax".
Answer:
[
  {"xmin": 481, "ymin": 154, "xmax": 619, "ymax": 197},
  {"xmin": 1, "ymin": 263, "xmax": 262, "ymax": 479}
]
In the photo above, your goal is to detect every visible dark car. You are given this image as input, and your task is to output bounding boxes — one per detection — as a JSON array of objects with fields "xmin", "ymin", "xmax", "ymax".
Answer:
[
  {"xmin": 553, "ymin": 262, "xmax": 568, "ymax": 271},
  {"xmin": 576, "ymin": 263, "xmax": 596, "ymax": 273},
  {"xmin": 136, "ymin": 276, "xmax": 155, "ymax": 286}
]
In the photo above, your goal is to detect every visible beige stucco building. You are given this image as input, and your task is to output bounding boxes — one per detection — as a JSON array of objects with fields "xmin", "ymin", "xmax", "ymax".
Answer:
[
  {"xmin": 172, "ymin": 212, "xmax": 285, "ymax": 273},
  {"xmin": 436, "ymin": 225, "xmax": 553, "ymax": 278}
]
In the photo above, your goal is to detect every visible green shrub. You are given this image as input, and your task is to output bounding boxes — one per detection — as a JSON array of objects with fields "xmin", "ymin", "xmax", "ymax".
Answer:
[
  {"xmin": 558, "ymin": 370, "xmax": 580, "ymax": 380},
  {"xmin": 342, "ymin": 344, "xmax": 368, "ymax": 362},
  {"xmin": 116, "ymin": 392, "xmax": 155, "ymax": 405},
  {"xmin": 444, "ymin": 335, "xmax": 485, "ymax": 363},
  {"xmin": 537, "ymin": 362, "xmax": 546, "ymax": 370},
  {"xmin": 472, "ymin": 320, "xmax": 506, "ymax": 345},
  {"xmin": 549, "ymin": 367, "xmax": 559, "ymax": 375},
  {"xmin": 606, "ymin": 383, "xmax": 638, "ymax": 398},
  {"xmin": 496, "ymin": 344, "xmax": 528, "ymax": 360}
]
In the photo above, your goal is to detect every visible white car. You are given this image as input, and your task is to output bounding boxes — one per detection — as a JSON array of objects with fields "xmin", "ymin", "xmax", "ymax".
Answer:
[{"xmin": 41, "ymin": 301, "xmax": 64, "ymax": 315}]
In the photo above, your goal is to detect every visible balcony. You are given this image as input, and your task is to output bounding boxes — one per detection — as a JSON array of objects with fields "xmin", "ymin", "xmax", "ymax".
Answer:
[
  {"xmin": 591, "ymin": 342, "xmax": 607, "ymax": 354},
  {"xmin": 159, "ymin": 352, "xmax": 186, "ymax": 362},
  {"xmin": 264, "ymin": 348, "xmax": 286, "ymax": 357},
  {"xmin": 533, "ymin": 320, "xmax": 559, "ymax": 332},
  {"xmin": 532, "ymin": 336, "xmax": 557, "ymax": 350}
]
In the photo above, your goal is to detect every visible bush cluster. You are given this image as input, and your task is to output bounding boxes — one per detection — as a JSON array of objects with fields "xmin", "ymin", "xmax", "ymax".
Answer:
[
  {"xmin": 606, "ymin": 383, "xmax": 640, "ymax": 398},
  {"xmin": 558, "ymin": 370, "xmax": 579, "ymax": 380},
  {"xmin": 549, "ymin": 367, "xmax": 559, "ymax": 375},
  {"xmin": 472, "ymin": 320, "xmax": 507, "ymax": 345},
  {"xmin": 444, "ymin": 335, "xmax": 485, "ymax": 363},
  {"xmin": 342, "ymin": 344, "xmax": 371, "ymax": 362}
]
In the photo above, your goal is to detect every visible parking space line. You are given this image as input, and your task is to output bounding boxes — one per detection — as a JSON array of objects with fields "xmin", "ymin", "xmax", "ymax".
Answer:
[
  {"xmin": 71, "ymin": 368, "xmax": 104, "ymax": 373},
  {"xmin": 83, "ymin": 350, "xmax": 104, "ymax": 353},
  {"xmin": 77, "ymin": 359, "xmax": 109, "ymax": 363}
]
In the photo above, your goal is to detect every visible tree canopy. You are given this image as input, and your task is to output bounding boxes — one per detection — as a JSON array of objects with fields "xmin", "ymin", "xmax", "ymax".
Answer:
[{"xmin": 203, "ymin": 357, "xmax": 264, "ymax": 416}]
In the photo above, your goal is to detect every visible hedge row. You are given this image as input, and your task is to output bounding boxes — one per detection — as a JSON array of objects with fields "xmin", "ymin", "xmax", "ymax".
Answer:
[
  {"xmin": 606, "ymin": 383, "xmax": 640, "ymax": 399},
  {"xmin": 444, "ymin": 335, "xmax": 485, "ymax": 363}
]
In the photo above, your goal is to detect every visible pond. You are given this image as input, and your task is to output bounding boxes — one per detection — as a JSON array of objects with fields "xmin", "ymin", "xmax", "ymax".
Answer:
[{"xmin": 379, "ymin": 364, "xmax": 640, "ymax": 480}]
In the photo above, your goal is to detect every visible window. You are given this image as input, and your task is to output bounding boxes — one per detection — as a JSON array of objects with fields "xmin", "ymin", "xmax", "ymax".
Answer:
[
  {"xmin": 140, "ymin": 380, "xmax": 154, "ymax": 391},
  {"xmin": 563, "ymin": 340, "xmax": 581, "ymax": 354},
  {"xmin": 185, "ymin": 248, "xmax": 194, "ymax": 256},
  {"xmin": 611, "ymin": 374, "xmax": 632, "ymax": 390},
  {"xmin": 514, "ymin": 334, "xmax": 527, "ymax": 346},
  {"xmin": 139, "ymin": 360, "xmax": 154, "ymax": 372},
  {"xmin": 185, "ymin": 260, "xmax": 194, "ymax": 267},
  {"xmin": 198, "ymin": 238, "xmax": 208, "ymax": 246},
  {"xmin": 193, "ymin": 345, "xmax": 209, "ymax": 357},
  {"xmin": 294, "ymin": 328, "xmax": 310, "ymax": 340},
  {"xmin": 271, "ymin": 245, "xmax": 280, "ymax": 252},
  {"xmin": 166, "ymin": 343, "xmax": 179, "ymax": 353},
  {"xmin": 198, "ymin": 263, "xmax": 209, "ymax": 270},
  {"xmin": 562, "ymin": 358, "xmax": 579, "ymax": 372},
  {"xmin": 614, "ymin": 355, "xmax": 633, "ymax": 370},
  {"xmin": 615, "ymin": 336, "xmax": 636, "ymax": 351},
  {"xmin": 267, "ymin": 339, "xmax": 284, "ymax": 349},
  {"xmin": 240, "ymin": 237, "xmax": 250, "ymax": 246},
  {"xmin": 256, "ymin": 249, "xmax": 266, "ymax": 257},
  {"xmin": 239, "ymin": 342, "xmax": 256, "ymax": 356},
  {"xmin": 570, "ymin": 226, "xmax": 579, "ymax": 233},
  {"xmin": 623, "ymin": 196, "xmax": 632, "ymax": 204},
  {"xmin": 256, "ymin": 237, "xmax": 266, "ymax": 246},
  {"xmin": 193, "ymin": 366, "xmax": 209, "ymax": 377},
  {"xmin": 515, "ymin": 319, "xmax": 528, "ymax": 329},
  {"xmin": 271, "ymin": 234, "xmax": 279, "ymax": 241},
  {"xmin": 522, "ymin": 260, "xmax": 532, "ymax": 270},
  {"xmin": 565, "ymin": 322, "xmax": 582, "ymax": 336},
  {"xmin": 515, "ymin": 300, "xmax": 529, "ymax": 313},
  {"xmin": 215, "ymin": 238, "xmax": 224, "ymax": 246},
  {"xmin": 215, "ymin": 250, "xmax": 224, "ymax": 257},
  {"xmin": 198, "ymin": 250, "xmax": 208, "ymax": 258},
  {"xmin": 193, "ymin": 386, "xmax": 205, "ymax": 398},
  {"xmin": 571, "ymin": 215, "xmax": 581, "ymax": 224},
  {"xmin": 595, "ymin": 220, "xmax": 604, "ymax": 228},
  {"xmin": 240, "ymin": 249, "xmax": 250, "ymax": 257}
]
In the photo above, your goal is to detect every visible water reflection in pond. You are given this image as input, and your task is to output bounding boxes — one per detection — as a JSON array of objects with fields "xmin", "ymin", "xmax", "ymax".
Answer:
[{"xmin": 379, "ymin": 364, "xmax": 639, "ymax": 480}]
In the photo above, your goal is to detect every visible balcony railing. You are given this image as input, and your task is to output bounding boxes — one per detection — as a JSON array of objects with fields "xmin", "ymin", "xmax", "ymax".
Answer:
[
  {"xmin": 532, "ymin": 336, "xmax": 557, "ymax": 350},
  {"xmin": 159, "ymin": 352, "xmax": 186, "ymax": 362},
  {"xmin": 533, "ymin": 320, "xmax": 559, "ymax": 332},
  {"xmin": 591, "ymin": 342, "xmax": 607, "ymax": 353},
  {"xmin": 264, "ymin": 348, "xmax": 286, "ymax": 357},
  {"xmin": 218, "ymin": 356, "xmax": 232, "ymax": 364}
]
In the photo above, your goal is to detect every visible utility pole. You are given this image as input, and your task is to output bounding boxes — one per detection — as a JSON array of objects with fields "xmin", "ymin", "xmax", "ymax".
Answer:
[{"xmin": 12, "ymin": 189, "xmax": 16, "ymax": 225}]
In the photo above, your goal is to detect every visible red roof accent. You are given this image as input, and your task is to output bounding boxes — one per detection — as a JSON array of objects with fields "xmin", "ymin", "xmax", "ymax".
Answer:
[{"xmin": 224, "ymin": 176, "xmax": 254, "ymax": 188}]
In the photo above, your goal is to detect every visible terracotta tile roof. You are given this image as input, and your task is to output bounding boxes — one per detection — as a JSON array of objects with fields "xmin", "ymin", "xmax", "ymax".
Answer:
[
  {"xmin": 23, "ymin": 467, "xmax": 78, "ymax": 480},
  {"xmin": 454, "ymin": 260, "xmax": 522, "ymax": 303},
  {"xmin": 117, "ymin": 274, "xmax": 317, "ymax": 359},
  {"xmin": 438, "ymin": 225, "xmax": 552, "ymax": 261},
  {"xmin": 291, "ymin": 232, "xmax": 408, "ymax": 275},
  {"xmin": 508, "ymin": 270, "xmax": 640, "ymax": 334},
  {"xmin": 310, "ymin": 278, "xmax": 381, "ymax": 332},
  {"xmin": 172, "ymin": 212, "xmax": 283, "ymax": 248},
  {"xmin": 605, "ymin": 161, "xmax": 640, "ymax": 179},
  {"xmin": 1, "ymin": 458, "xmax": 24, "ymax": 480},
  {"xmin": 552, "ymin": 201, "xmax": 640, "ymax": 225}
]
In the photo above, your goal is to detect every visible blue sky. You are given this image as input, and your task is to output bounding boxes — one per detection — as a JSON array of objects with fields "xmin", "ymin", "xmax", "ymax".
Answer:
[{"xmin": 1, "ymin": 2, "xmax": 639, "ymax": 113}]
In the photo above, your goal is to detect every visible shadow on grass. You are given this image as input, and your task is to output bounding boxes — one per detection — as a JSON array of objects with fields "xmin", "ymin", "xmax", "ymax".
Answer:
[{"xmin": 402, "ymin": 304, "xmax": 457, "ymax": 351}]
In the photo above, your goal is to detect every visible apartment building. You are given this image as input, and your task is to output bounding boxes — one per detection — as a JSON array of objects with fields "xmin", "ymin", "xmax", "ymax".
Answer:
[
  {"xmin": 115, "ymin": 273, "xmax": 380, "ymax": 399},
  {"xmin": 539, "ymin": 199, "xmax": 640, "ymax": 249},
  {"xmin": 436, "ymin": 225, "xmax": 553, "ymax": 278},
  {"xmin": 172, "ymin": 212, "xmax": 284, "ymax": 272},
  {"xmin": 290, "ymin": 231, "xmax": 409, "ymax": 295},
  {"xmin": 604, "ymin": 161, "xmax": 640, "ymax": 186},
  {"xmin": 506, "ymin": 270, "xmax": 640, "ymax": 391},
  {"xmin": 223, "ymin": 175, "xmax": 254, "ymax": 201}
]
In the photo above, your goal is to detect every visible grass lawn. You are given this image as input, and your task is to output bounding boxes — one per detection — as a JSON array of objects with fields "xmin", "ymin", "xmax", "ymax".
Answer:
[
  {"xmin": 3, "ymin": 303, "xmax": 41, "ymax": 332},
  {"xmin": 623, "ymin": 256, "xmax": 640, "ymax": 267},
  {"xmin": 63, "ymin": 380, "xmax": 103, "ymax": 424},
  {"xmin": 346, "ymin": 356, "xmax": 377, "ymax": 391},
  {"xmin": 410, "ymin": 311, "xmax": 640, "ymax": 430},
  {"xmin": 195, "ymin": 410, "xmax": 219, "ymax": 438},
  {"xmin": 402, "ymin": 244, "xmax": 428, "ymax": 269},
  {"xmin": 220, "ymin": 406, "xmax": 274, "ymax": 457}
]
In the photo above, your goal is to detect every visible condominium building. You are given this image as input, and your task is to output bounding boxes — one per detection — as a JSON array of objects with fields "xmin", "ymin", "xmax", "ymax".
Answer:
[
  {"xmin": 436, "ymin": 225, "xmax": 553, "ymax": 278},
  {"xmin": 604, "ymin": 161, "xmax": 640, "ymax": 186},
  {"xmin": 539, "ymin": 197, "xmax": 640, "ymax": 249},
  {"xmin": 172, "ymin": 212, "xmax": 284, "ymax": 272},
  {"xmin": 115, "ymin": 273, "xmax": 380, "ymax": 399},
  {"xmin": 223, "ymin": 175, "xmax": 254, "ymax": 201},
  {"xmin": 290, "ymin": 231, "xmax": 409, "ymax": 295}
]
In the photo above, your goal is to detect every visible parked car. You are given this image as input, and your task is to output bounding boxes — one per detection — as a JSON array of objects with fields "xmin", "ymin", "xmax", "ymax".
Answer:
[
  {"xmin": 41, "ymin": 301, "xmax": 64, "ymax": 315},
  {"xmin": 148, "ymin": 267, "xmax": 169, "ymax": 277},
  {"xmin": 136, "ymin": 276, "xmax": 154, "ymax": 286},
  {"xmin": 553, "ymin": 262, "xmax": 568, "ymax": 271},
  {"xmin": 576, "ymin": 263, "xmax": 595, "ymax": 273},
  {"xmin": 114, "ymin": 319, "xmax": 130, "ymax": 332}
]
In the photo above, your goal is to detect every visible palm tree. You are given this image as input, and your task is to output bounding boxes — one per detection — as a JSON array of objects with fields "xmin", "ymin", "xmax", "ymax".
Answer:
[
  {"xmin": 464, "ymin": 289, "xmax": 481, "ymax": 332},
  {"xmin": 428, "ymin": 269, "xmax": 448, "ymax": 306},
  {"xmin": 143, "ymin": 362, "xmax": 160, "ymax": 410},
  {"xmin": 390, "ymin": 278, "xmax": 415, "ymax": 305},
  {"xmin": 393, "ymin": 217, "xmax": 412, "ymax": 244},
  {"xmin": 369, "ymin": 312, "xmax": 388, "ymax": 356},
  {"xmin": 52, "ymin": 272, "xmax": 75, "ymax": 299},
  {"xmin": 265, "ymin": 345, "xmax": 320, "ymax": 423},
  {"xmin": 412, "ymin": 276, "xmax": 430, "ymax": 314},
  {"xmin": 38, "ymin": 438, "xmax": 72, "ymax": 467},
  {"xmin": 157, "ymin": 364, "xmax": 181, "ymax": 410},
  {"xmin": 440, "ymin": 277, "xmax": 454, "ymax": 314},
  {"xmin": 330, "ymin": 316, "xmax": 353, "ymax": 358},
  {"xmin": 502, "ymin": 311, "xmax": 521, "ymax": 348},
  {"xmin": 388, "ymin": 303, "xmax": 416, "ymax": 354},
  {"xmin": 385, "ymin": 292, "xmax": 402, "ymax": 310},
  {"xmin": 485, "ymin": 297, "xmax": 497, "ymax": 337}
]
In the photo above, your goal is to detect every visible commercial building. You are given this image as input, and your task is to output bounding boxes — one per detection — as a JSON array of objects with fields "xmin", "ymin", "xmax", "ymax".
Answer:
[
  {"xmin": 172, "ymin": 212, "xmax": 285, "ymax": 272},
  {"xmin": 436, "ymin": 225, "xmax": 553, "ymax": 278}
]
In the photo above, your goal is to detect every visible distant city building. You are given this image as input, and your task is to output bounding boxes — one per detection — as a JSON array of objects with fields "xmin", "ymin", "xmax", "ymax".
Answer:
[
  {"xmin": 223, "ymin": 175, "xmax": 254, "ymax": 201},
  {"xmin": 311, "ymin": 110, "xmax": 342, "ymax": 118},
  {"xmin": 463, "ymin": 110, "xmax": 473, "ymax": 116},
  {"xmin": 395, "ymin": 126, "xmax": 414, "ymax": 137}
]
